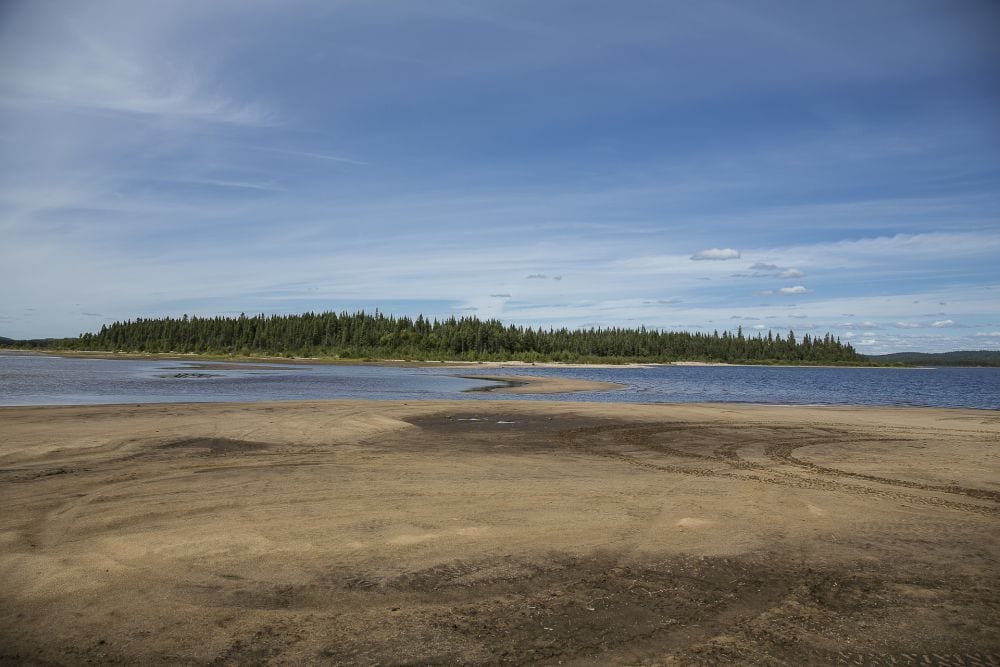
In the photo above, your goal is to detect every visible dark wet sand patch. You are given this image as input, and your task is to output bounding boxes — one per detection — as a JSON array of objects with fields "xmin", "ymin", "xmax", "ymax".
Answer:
[{"xmin": 159, "ymin": 437, "xmax": 271, "ymax": 455}]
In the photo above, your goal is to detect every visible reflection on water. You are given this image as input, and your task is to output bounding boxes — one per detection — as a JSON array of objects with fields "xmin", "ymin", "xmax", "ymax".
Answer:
[{"xmin": 1, "ymin": 353, "xmax": 998, "ymax": 409}]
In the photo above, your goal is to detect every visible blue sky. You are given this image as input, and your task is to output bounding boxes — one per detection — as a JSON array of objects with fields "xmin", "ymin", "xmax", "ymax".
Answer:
[{"xmin": 1, "ymin": 1, "xmax": 999, "ymax": 352}]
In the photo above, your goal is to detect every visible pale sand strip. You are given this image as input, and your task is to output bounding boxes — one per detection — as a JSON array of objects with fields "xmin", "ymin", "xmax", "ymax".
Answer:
[{"xmin": 456, "ymin": 373, "xmax": 627, "ymax": 393}]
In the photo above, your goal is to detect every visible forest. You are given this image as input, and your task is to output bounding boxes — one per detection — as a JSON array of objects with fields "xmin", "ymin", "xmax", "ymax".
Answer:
[{"xmin": 18, "ymin": 311, "xmax": 863, "ymax": 364}]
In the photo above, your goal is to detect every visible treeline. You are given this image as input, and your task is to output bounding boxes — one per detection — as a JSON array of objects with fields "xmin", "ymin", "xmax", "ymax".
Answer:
[
  {"xmin": 47, "ymin": 311, "xmax": 861, "ymax": 364},
  {"xmin": 865, "ymin": 351, "xmax": 1000, "ymax": 367}
]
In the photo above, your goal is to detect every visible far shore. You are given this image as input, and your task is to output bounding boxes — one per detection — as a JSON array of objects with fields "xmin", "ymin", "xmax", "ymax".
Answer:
[{"xmin": 0, "ymin": 348, "xmax": 919, "ymax": 369}]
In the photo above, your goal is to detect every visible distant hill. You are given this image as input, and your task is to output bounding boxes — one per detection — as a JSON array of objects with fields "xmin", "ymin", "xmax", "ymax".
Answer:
[
  {"xmin": 864, "ymin": 350, "xmax": 1000, "ymax": 367},
  {"xmin": 0, "ymin": 336, "xmax": 70, "ymax": 349}
]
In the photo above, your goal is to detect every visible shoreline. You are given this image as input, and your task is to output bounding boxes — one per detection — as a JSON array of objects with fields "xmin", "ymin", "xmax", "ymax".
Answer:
[
  {"xmin": 0, "ymin": 396, "xmax": 991, "ymax": 415},
  {"xmin": 1, "ymin": 348, "xmax": 920, "ymax": 369}
]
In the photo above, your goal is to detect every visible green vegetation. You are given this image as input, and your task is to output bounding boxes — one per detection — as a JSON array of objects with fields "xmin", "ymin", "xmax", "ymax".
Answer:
[
  {"xmin": 864, "ymin": 351, "xmax": 1000, "ymax": 367},
  {"xmin": 3, "ymin": 311, "xmax": 863, "ymax": 364}
]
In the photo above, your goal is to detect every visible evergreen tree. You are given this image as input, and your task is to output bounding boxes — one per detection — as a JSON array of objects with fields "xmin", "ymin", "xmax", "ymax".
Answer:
[{"xmin": 46, "ymin": 310, "xmax": 865, "ymax": 364}]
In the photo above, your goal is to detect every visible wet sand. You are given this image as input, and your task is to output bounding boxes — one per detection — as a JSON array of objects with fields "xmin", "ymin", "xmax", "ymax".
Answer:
[{"xmin": 1, "ymin": 400, "xmax": 998, "ymax": 665}]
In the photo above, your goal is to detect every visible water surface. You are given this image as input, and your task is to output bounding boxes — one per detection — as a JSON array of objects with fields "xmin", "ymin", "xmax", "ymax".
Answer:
[
  {"xmin": 0, "ymin": 354, "xmax": 498, "ymax": 405},
  {"xmin": 1, "ymin": 353, "xmax": 997, "ymax": 409},
  {"xmin": 444, "ymin": 364, "xmax": 1000, "ymax": 409}
]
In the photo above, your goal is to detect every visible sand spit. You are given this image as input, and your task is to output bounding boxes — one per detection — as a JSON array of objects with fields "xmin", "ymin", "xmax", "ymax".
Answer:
[
  {"xmin": 1, "ymin": 400, "xmax": 999, "ymax": 665},
  {"xmin": 455, "ymin": 373, "xmax": 627, "ymax": 394}
]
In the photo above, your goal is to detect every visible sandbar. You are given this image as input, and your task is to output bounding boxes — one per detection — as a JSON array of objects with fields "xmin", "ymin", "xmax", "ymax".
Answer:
[{"xmin": 454, "ymin": 373, "xmax": 626, "ymax": 394}]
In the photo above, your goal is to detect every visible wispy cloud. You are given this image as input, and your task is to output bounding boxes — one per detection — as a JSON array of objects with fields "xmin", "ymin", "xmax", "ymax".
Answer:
[
  {"xmin": 251, "ymin": 147, "xmax": 368, "ymax": 166},
  {"xmin": 931, "ymin": 319, "xmax": 956, "ymax": 327},
  {"xmin": 1, "ymin": 2, "xmax": 997, "ymax": 353},
  {"xmin": 0, "ymin": 10, "xmax": 273, "ymax": 126},
  {"xmin": 732, "ymin": 262, "xmax": 806, "ymax": 280},
  {"xmin": 749, "ymin": 262, "xmax": 780, "ymax": 272},
  {"xmin": 756, "ymin": 285, "xmax": 813, "ymax": 296},
  {"xmin": 691, "ymin": 248, "xmax": 740, "ymax": 261},
  {"xmin": 735, "ymin": 263, "xmax": 805, "ymax": 279},
  {"xmin": 169, "ymin": 178, "xmax": 280, "ymax": 191}
]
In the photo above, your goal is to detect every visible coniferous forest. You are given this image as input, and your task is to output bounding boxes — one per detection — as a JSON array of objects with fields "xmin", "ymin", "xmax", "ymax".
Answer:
[{"xmin": 27, "ymin": 311, "xmax": 863, "ymax": 364}]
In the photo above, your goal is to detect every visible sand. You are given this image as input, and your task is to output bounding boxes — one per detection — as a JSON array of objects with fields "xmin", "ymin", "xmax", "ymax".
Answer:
[
  {"xmin": 456, "ymin": 374, "xmax": 627, "ymax": 394},
  {"xmin": 1, "ymin": 399, "xmax": 999, "ymax": 665}
]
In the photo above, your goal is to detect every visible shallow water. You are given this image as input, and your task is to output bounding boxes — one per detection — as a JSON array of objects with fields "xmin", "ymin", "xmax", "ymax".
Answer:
[
  {"xmin": 442, "ymin": 364, "xmax": 1000, "ymax": 409},
  {"xmin": 1, "ymin": 353, "xmax": 998, "ymax": 409},
  {"xmin": 0, "ymin": 354, "xmax": 497, "ymax": 406}
]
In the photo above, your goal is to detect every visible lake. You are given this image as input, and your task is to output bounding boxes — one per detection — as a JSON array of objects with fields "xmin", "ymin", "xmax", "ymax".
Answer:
[{"xmin": 1, "ymin": 352, "xmax": 998, "ymax": 409}]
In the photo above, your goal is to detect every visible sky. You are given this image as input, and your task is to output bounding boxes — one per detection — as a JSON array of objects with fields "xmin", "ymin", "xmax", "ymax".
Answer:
[{"xmin": 1, "ymin": 1, "xmax": 999, "ymax": 353}]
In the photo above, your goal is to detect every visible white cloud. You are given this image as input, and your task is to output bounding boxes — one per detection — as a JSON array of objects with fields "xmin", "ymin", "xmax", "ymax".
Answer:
[
  {"xmin": 931, "ymin": 319, "xmax": 956, "ymax": 327},
  {"xmin": 778, "ymin": 286, "xmax": 812, "ymax": 295},
  {"xmin": 893, "ymin": 321, "xmax": 921, "ymax": 328},
  {"xmin": 778, "ymin": 268, "xmax": 805, "ymax": 279},
  {"xmin": 691, "ymin": 248, "xmax": 740, "ymax": 261},
  {"xmin": 975, "ymin": 331, "xmax": 1000, "ymax": 337}
]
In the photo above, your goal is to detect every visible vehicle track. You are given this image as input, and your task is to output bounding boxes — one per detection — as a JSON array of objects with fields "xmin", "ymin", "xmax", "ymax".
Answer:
[
  {"xmin": 553, "ymin": 422, "xmax": 1000, "ymax": 517},
  {"xmin": 763, "ymin": 441, "xmax": 1000, "ymax": 503}
]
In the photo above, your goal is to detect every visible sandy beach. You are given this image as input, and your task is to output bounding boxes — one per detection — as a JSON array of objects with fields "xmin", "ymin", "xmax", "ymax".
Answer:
[{"xmin": 1, "ymin": 398, "xmax": 998, "ymax": 665}]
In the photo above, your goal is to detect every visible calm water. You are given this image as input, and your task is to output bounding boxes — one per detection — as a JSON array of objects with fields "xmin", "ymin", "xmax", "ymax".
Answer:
[
  {"xmin": 447, "ymin": 364, "xmax": 1000, "ymax": 409},
  {"xmin": 0, "ymin": 354, "xmax": 498, "ymax": 405},
  {"xmin": 1, "ymin": 353, "xmax": 998, "ymax": 409}
]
